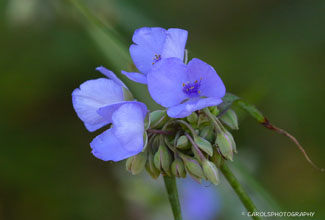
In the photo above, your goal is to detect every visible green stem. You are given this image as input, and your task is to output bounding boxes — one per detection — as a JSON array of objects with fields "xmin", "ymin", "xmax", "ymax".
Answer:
[
  {"xmin": 163, "ymin": 176, "xmax": 183, "ymax": 220},
  {"xmin": 220, "ymin": 162, "xmax": 262, "ymax": 220}
]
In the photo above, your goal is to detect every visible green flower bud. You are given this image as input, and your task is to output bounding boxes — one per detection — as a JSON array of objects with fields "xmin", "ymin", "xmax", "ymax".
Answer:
[
  {"xmin": 194, "ymin": 136, "xmax": 213, "ymax": 156},
  {"xmin": 187, "ymin": 112, "xmax": 198, "ymax": 124},
  {"xmin": 125, "ymin": 152, "xmax": 147, "ymax": 175},
  {"xmin": 199, "ymin": 126, "xmax": 215, "ymax": 143},
  {"xmin": 203, "ymin": 160, "xmax": 219, "ymax": 185},
  {"xmin": 154, "ymin": 144, "xmax": 172, "ymax": 176},
  {"xmin": 182, "ymin": 155, "xmax": 205, "ymax": 182},
  {"xmin": 149, "ymin": 110, "xmax": 168, "ymax": 129},
  {"xmin": 211, "ymin": 148, "xmax": 222, "ymax": 167},
  {"xmin": 176, "ymin": 135, "xmax": 190, "ymax": 150},
  {"xmin": 225, "ymin": 130, "xmax": 237, "ymax": 153},
  {"xmin": 145, "ymin": 150, "xmax": 160, "ymax": 179},
  {"xmin": 215, "ymin": 131, "xmax": 236, "ymax": 161},
  {"xmin": 220, "ymin": 109, "xmax": 239, "ymax": 130},
  {"xmin": 171, "ymin": 158, "xmax": 186, "ymax": 178}
]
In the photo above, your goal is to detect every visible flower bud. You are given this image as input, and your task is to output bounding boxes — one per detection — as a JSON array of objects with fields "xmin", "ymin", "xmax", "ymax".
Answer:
[
  {"xmin": 203, "ymin": 160, "xmax": 219, "ymax": 185},
  {"xmin": 176, "ymin": 135, "xmax": 190, "ymax": 150},
  {"xmin": 187, "ymin": 112, "xmax": 198, "ymax": 124},
  {"xmin": 154, "ymin": 144, "xmax": 172, "ymax": 176},
  {"xmin": 171, "ymin": 158, "xmax": 186, "ymax": 178},
  {"xmin": 220, "ymin": 109, "xmax": 239, "ymax": 130},
  {"xmin": 199, "ymin": 126, "xmax": 215, "ymax": 143},
  {"xmin": 145, "ymin": 150, "xmax": 160, "ymax": 179},
  {"xmin": 225, "ymin": 130, "xmax": 237, "ymax": 153},
  {"xmin": 182, "ymin": 155, "xmax": 205, "ymax": 182},
  {"xmin": 149, "ymin": 110, "xmax": 168, "ymax": 129},
  {"xmin": 211, "ymin": 148, "xmax": 222, "ymax": 167},
  {"xmin": 215, "ymin": 131, "xmax": 236, "ymax": 161},
  {"xmin": 194, "ymin": 136, "xmax": 213, "ymax": 156},
  {"xmin": 125, "ymin": 152, "xmax": 147, "ymax": 175}
]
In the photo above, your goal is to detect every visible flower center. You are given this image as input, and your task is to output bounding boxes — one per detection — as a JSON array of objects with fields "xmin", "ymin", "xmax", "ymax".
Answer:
[
  {"xmin": 152, "ymin": 54, "xmax": 161, "ymax": 65},
  {"xmin": 182, "ymin": 78, "xmax": 202, "ymax": 96}
]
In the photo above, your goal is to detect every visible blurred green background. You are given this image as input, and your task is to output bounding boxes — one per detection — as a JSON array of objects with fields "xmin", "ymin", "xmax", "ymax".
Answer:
[{"xmin": 0, "ymin": 0, "xmax": 324, "ymax": 219}]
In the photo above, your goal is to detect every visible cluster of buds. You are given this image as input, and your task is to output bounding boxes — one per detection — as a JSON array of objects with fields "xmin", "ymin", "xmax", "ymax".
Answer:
[{"xmin": 125, "ymin": 107, "xmax": 239, "ymax": 185}]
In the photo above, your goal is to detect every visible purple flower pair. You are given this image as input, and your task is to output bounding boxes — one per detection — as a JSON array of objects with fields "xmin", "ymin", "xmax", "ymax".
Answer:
[
  {"xmin": 123, "ymin": 27, "xmax": 226, "ymax": 118},
  {"xmin": 72, "ymin": 27, "xmax": 226, "ymax": 162}
]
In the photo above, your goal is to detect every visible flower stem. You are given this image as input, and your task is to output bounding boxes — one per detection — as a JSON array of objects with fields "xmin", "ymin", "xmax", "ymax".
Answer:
[
  {"xmin": 163, "ymin": 176, "xmax": 183, "ymax": 220},
  {"xmin": 220, "ymin": 162, "xmax": 262, "ymax": 220}
]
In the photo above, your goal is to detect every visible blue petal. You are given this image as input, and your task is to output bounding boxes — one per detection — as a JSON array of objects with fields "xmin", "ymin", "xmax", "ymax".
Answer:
[
  {"xmin": 130, "ymin": 27, "xmax": 167, "ymax": 74},
  {"xmin": 167, "ymin": 97, "xmax": 223, "ymax": 118},
  {"xmin": 96, "ymin": 66, "xmax": 127, "ymax": 88},
  {"xmin": 97, "ymin": 101, "xmax": 145, "ymax": 124},
  {"xmin": 147, "ymin": 58, "xmax": 188, "ymax": 107},
  {"xmin": 72, "ymin": 78, "xmax": 124, "ymax": 132},
  {"xmin": 161, "ymin": 28, "xmax": 188, "ymax": 61},
  {"xmin": 132, "ymin": 27, "xmax": 166, "ymax": 51},
  {"xmin": 111, "ymin": 102, "xmax": 147, "ymax": 152},
  {"xmin": 121, "ymin": 70, "xmax": 147, "ymax": 84},
  {"xmin": 90, "ymin": 129, "xmax": 139, "ymax": 162},
  {"xmin": 186, "ymin": 58, "xmax": 226, "ymax": 98}
]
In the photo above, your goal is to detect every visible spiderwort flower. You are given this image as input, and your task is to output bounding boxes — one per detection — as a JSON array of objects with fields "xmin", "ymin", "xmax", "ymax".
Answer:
[
  {"xmin": 122, "ymin": 27, "xmax": 188, "ymax": 84},
  {"xmin": 72, "ymin": 67, "xmax": 148, "ymax": 161},
  {"xmin": 147, "ymin": 58, "xmax": 226, "ymax": 118}
]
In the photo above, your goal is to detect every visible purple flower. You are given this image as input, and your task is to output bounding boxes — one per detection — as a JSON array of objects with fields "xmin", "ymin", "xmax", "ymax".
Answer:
[
  {"xmin": 91, "ymin": 102, "xmax": 147, "ymax": 161},
  {"xmin": 122, "ymin": 27, "xmax": 188, "ymax": 84},
  {"xmin": 147, "ymin": 58, "xmax": 226, "ymax": 118},
  {"xmin": 179, "ymin": 178, "xmax": 220, "ymax": 220},
  {"xmin": 72, "ymin": 67, "xmax": 148, "ymax": 161}
]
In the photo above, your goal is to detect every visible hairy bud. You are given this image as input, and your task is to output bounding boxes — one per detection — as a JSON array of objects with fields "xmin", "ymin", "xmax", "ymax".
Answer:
[
  {"xmin": 126, "ymin": 152, "xmax": 147, "ymax": 175},
  {"xmin": 176, "ymin": 135, "xmax": 190, "ymax": 150},
  {"xmin": 145, "ymin": 150, "xmax": 160, "ymax": 179},
  {"xmin": 215, "ymin": 130, "xmax": 236, "ymax": 161},
  {"xmin": 154, "ymin": 144, "xmax": 172, "ymax": 176},
  {"xmin": 182, "ymin": 155, "xmax": 205, "ymax": 182},
  {"xmin": 199, "ymin": 126, "xmax": 215, "ymax": 143},
  {"xmin": 171, "ymin": 158, "xmax": 186, "ymax": 178},
  {"xmin": 220, "ymin": 109, "xmax": 239, "ymax": 130},
  {"xmin": 203, "ymin": 160, "xmax": 219, "ymax": 185},
  {"xmin": 194, "ymin": 135, "xmax": 213, "ymax": 156}
]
